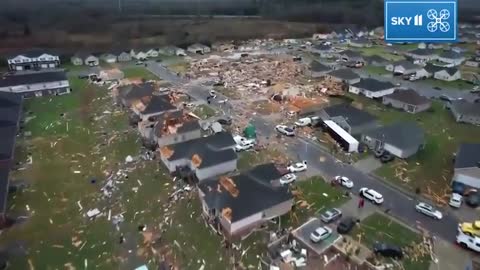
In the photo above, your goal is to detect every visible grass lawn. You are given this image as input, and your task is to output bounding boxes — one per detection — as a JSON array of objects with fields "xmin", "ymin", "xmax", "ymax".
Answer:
[
  {"xmin": 423, "ymin": 78, "xmax": 473, "ymax": 91},
  {"xmin": 192, "ymin": 104, "xmax": 217, "ymax": 120},
  {"xmin": 355, "ymin": 46, "xmax": 404, "ymax": 61},
  {"xmin": 283, "ymin": 176, "xmax": 348, "ymax": 227},
  {"xmin": 122, "ymin": 66, "xmax": 157, "ymax": 80},
  {"xmin": 3, "ymin": 73, "xmax": 261, "ymax": 269},
  {"xmin": 237, "ymin": 148, "xmax": 288, "ymax": 171},
  {"xmin": 363, "ymin": 65, "xmax": 390, "ymax": 76},
  {"xmin": 350, "ymin": 95, "xmax": 480, "ymax": 196},
  {"xmin": 352, "ymin": 213, "xmax": 430, "ymax": 270}
]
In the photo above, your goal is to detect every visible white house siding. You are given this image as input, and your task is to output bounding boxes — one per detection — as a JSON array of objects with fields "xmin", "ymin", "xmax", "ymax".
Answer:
[
  {"xmin": 161, "ymin": 157, "xmax": 189, "ymax": 173},
  {"xmin": 438, "ymin": 57, "xmax": 465, "ymax": 66},
  {"xmin": 451, "ymin": 110, "xmax": 480, "ymax": 125},
  {"xmin": 118, "ymin": 53, "xmax": 132, "ymax": 62},
  {"xmin": 0, "ymin": 80, "xmax": 70, "ymax": 94},
  {"xmin": 384, "ymin": 143, "xmax": 420, "ymax": 158},
  {"xmin": 349, "ymin": 86, "xmax": 361, "ymax": 94},
  {"xmin": 196, "ymin": 159, "xmax": 237, "ymax": 181},
  {"xmin": 361, "ymin": 88, "xmax": 396, "ymax": 99},
  {"xmin": 71, "ymin": 57, "xmax": 83, "ymax": 66},
  {"xmin": 84, "ymin": 56, "xmax": 99, "ymax": 66},
  {"xmin": 415, "ymin": 69, "xmax": 431, "ymax": 79},
  {"xmin": 230, "ymin": 212, "xmax": 263, "ymax": 235},
  {"xmin": 104, "ymin": 57, "xmax": 117, "ymax": 64},
  {"xmin": 385, "ymin": 65, "xmax": 394, "ymax": 72},
  {"xmin": 453, "ymin": 169, "xmax": 480, "ymax": 189},
  {"xmin": 382, "ymin": 98, "xmax": 430, "ymax": 113},
  {"xmin": 156, "ymin": 129, "xmax": 202, "ymax": 147},
  {"xmin": 434, "ymin": 70, "xmax": 461, "ymax": 81}
]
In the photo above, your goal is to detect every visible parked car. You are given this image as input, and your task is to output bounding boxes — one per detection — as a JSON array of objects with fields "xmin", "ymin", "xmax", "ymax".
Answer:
[
  {"xmin": 415, "ymin": 202, "xmax": 443, "ymax": 220},
  {"xmin": 460, "ymin": 220, "xmax": 480, "ymax": 237},
  {"xmin": 373, "ymin": 242, "xmax": 403, "ymax": 259},
  {"xmin": 466, "ymin": 192, "xmax": 480, "ymax": 208},
  {"xmin": 333, "ymin": 176, "xmax": 354, "ymax": 189},
  {"xmin": 287, "ymin": 161, "xmax": 307, "ymax": 173},
  {"xmin": 209, "ymin": 90, "xmax": 217, "ymax": 99},
  {"xmin": 235, "ymin": 141, "xmax": 255, "ymax": 152},
  {"xmin": 359, "ymin": 188, "xmax": 384, "ymax": 204},
  {"xmin": 337, "ymin": 217, "xmax": 356, "ymax": 234},
  {"xmin": 135, "ymin": 61, "xmax": 144, "ymax": 65},
  {"xmin": 310, "ymin": 226, "xmax": 332, "ymax": 243},
  {"xmin": 280, "ymin": 174, "xmax": 297, "ymax": 185},
  {"xmin": 218, "ymin": 98, "xmax": 229, "ymax": 104},
  {"xmin": 295, "ymin": 117, "xmax": 312, "ymax": 127},
  {"xmin": 183, "ymin": 102, "xmax": 195, "ymax": 108},
  {"xmin": 320, "ymin": 208, "xmax": 343, "ymax": 223},
  {"xmin": 449, "ymin": 193, "xmax": 462, "ymax": 208},
  {"xmin": 275, "ymin": 125, "xmax": 295, "ymax": 136}
]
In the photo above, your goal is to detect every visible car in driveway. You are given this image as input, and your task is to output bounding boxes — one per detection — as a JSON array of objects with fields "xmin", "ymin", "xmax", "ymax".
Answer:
[
  {"xmin": 275, "ymin": 125, "xmax": 295, "ymax": 136},
  {"xmin": 280, "ymin": 173, "xmax": 297, "ymax": 185},
  {"xmin": 287, "ymin": 161, "xmax": 307, "ymax": 173},
  {"xmin": 373, "ymin": 242, "xmax": 403, "ymax": 259},
  {"xmin": 333, "ymin": 176, "xmax": 354, "ymax": 189},
  {"xmin": 359, "ymin": 188, "xmax": 384, "ymax": 204},
  {"xmin": 415, "ymin": 202, "xmax": 443, "ymax": 220},
  {"xmin": 235, "ymin": 141, "xmax": 255, "ymax": 152},
  {"xmin": 310, "ymin": 226, "xmax": 332, "ymax": 243},
  {"xmin": 337, "ymin": 217, "xmax": 356, "ymax": 234},
  {"xmin": 320, "ymin": 208, "xmax": 342, "ymax": 223},
  {"xmin": 449, "ymin": 193, "xmax": 462, "ymax": 208}
]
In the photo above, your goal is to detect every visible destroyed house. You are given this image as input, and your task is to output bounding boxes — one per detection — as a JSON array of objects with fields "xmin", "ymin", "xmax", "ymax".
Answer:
[
  {"xmin": 307, "ymin": 61, "xmax": 330, "ymax": 77},
  {"xmin": 0, "ymin": 92, "xmax": 23, "ymax": 217},
  {"xmin": 326, "ymin": 69, "xmax": 361, "ymax": 85},
  {"xmin": 198, "ymin": 163, "xmax": 293, "ymax": 237},
  {"xmin": 159, "ymin": 132, "xmax": 237, "ymax": 181},
  {"xmin": 117, "ymin": 83, "xmax": 155, "ymax": 108},
  {"xmin": 130, "ymin": 94, "xmax": 176, "ymax": 121},
  {"xmin": 139, "ymin": 110, "xmax": 202, "ymax": 147}
]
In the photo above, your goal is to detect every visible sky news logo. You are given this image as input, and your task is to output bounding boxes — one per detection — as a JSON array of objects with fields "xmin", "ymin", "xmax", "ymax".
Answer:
[{"xmin": 385, "ymin": 0, "xmax": 457, "ymax": 42}]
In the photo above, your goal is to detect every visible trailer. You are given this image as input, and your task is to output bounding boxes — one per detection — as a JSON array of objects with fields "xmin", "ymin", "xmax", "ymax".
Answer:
[{"xmin": 323, "ymin": 120, "xmax": 359, "ymax": 153}]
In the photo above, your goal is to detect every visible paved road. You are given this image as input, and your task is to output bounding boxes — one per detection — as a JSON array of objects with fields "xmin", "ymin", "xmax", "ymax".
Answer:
[{"xmin": 150, "ymin": 60, "xmax": 461, "ymax": 243}]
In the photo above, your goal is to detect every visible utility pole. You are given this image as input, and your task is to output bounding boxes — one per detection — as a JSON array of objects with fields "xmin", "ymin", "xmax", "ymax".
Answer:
[{"xmin": 118, "ymin": 0, "xmax": 122, "ymax": 14}]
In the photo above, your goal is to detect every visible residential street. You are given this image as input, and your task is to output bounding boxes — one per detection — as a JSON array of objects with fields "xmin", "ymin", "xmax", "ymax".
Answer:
[{"xmin": 150, "ymin": 61, "xmax": 461, "ymax": 243}]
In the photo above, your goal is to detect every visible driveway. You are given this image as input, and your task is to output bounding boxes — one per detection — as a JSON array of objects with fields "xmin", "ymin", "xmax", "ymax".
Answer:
[{"xmin": 291, "ymin": 218, "xmax": 341, "ymax": 255}]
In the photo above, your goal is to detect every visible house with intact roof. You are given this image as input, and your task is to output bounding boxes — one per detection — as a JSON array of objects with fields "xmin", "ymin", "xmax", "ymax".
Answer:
[
  {"xmin": 448, "ymin": 100, "xmax": 480, "ymax": 125},
  {"xmin": 7, "ymin": 50, "xmax": 60, "ymax": 71},
  {"xmin": 385, "ymin": 60, "xmax": 422, "ymax": 75},
  {"xmin": 326, "ymin": 69, "xmax": 361, "ymax": 85},
  {"xmin": 198, "ymin": 163, "xmax": 293, "ymax": 238},
  {"xmin": 306, "ymin": 61, "xmax": 331, "ymax": 78},
  {"xmin": 361, "ymin": 122, "xmax": 425, "ymax": 158},
  {"xmin": 187, "ymin": 43, "xmax": 211, "ymax": 55},
  {"xmin": 349, "ymin": 78, "xmax": 396, "ymax": 99},
  {"xmin": 382, "ymin": 89, "xmax": 431, "ymax": 114},
  {"xmin": 433, "ymin": 67, "xmax": 461, "ymax": 81},
  {"xmin": 159, "ymin": 132, "xmax": 237, "ymax": 181},
  {"xmin": 319, "ymin": 103, "xmax": 378, "ymax": 136},
  {"xmin": 71, "ymin": 52, "xmax": 99, "ymax": 66},
  {"xmin": 338, "ymin": 50, "xmax": 365, "ymax": 63},
  {"xmin": 0, "ymin": 70, "xmax": 70, "ymax": 98},
  {"xmin": 365, "ymin": 55, "xmax": 389, "ymax": 67},
  {"xmin": 452, "ymin": 144, "xmax": 480, "ymax": 189},
  {"xmin": 405, "ymin": 49, "xmax": 438, "ymax": 62},
  {"xmin": 0, "ymin": 92, "xmax": 23, "ymax": 220},
  {"xmin": 438, "ymin": 51, "xmax": 466, "ymax": 66}
]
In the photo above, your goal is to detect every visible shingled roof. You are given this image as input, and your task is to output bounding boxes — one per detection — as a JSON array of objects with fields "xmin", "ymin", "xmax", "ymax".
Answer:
[
  {"xmin": 383, "ymin": 89, "xmax": 431, "ymax": 106},
  {"xmin": 455, "ymin": 144, "xmax": 480, "ymax": 169},
  {"xmin": 363, "ymin": 122, "xmax": 425, "ymax": 150},
  {"xmin": 198, "ymin": 163, "xmax": 293, "ymax": 222}
]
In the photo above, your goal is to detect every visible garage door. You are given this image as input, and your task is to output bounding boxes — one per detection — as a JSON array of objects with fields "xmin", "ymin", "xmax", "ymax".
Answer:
[
  {"xmin": 41, "ymin": 64, "xmax": 48, "ymax": 68},
  {"xmin": 49, "ymin": 63, "xmax": 55, "ymax": 68},
  {"xmin": 15, "ymin": 66, "xmax": 23, "ymax": 71}
]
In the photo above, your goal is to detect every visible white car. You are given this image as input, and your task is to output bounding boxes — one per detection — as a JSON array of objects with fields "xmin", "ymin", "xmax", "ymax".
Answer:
[
  {"xmin": 334, "ymin": 176, "xmax": 354, "ymax": 189},
  {"xmin": 295, "ymin": 117, "xmax": 312, "ymax": 127},
  {"xmin": 275, "ymin": 125, "xmax": 295, "ymax": 136},
  {"xmin": 280, "ymin": 174, "xmax": 297, "ymax": 185},
  {"xmin": 218, "ymin": 98, "xmax": 229, "ymax": 104},
  {"xmin": 233, "ymin": 135, "xmax": 255, "ymax": 145},
  {"xmin": 235, "ymin": 142, "xmax": 255, "ymax": 152},
  {"xmin": 415, "ymin": 202, "xmax": 443, "ymax": 220},
  {"xmin": 449, "ymin": 193, "xmax": 462, "ymax": 208},
  {"xmin": 310, "ymin": 226, "xmax": 332, "ymax": 243},
  {"xmin": 359, "ymin": 188, "xmax": 384, "ymax": 205},
  {"xmin": 287, "ymin": 161, "xmax": 307, "ymax": 173}
]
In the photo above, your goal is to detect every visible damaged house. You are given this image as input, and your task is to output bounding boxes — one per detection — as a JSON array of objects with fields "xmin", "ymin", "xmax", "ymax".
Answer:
[
  {"xmin": 130, "ymin": 94, "xmax": 177, "ymax": 122},
  {"xmin": 139, "ymin": 110, "xmax": 202, "ymax": 147},
  {"xmin": 319, "ymin": 103, "xmax": 379, "ymax": 136},
  {"xmin": 116, "ymin": 83, "xmax": 155, "ymax": 108},
  {"xmin": 159, "ymin": 132, "xmax": 237, "ymax": 181},
  {"xmin": 198, "ymin": 163, "xmax": 293, "ymax": 238}
]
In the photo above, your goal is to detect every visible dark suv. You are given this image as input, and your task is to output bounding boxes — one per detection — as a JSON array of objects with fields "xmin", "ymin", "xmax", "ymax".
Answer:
[
  {"xmin": 373, "ymin": 242, "xmax": 403, "ymax": 259},
  {"xmin": 337, "ymin": 217, "xmax": 356, "ymax": 234}
]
